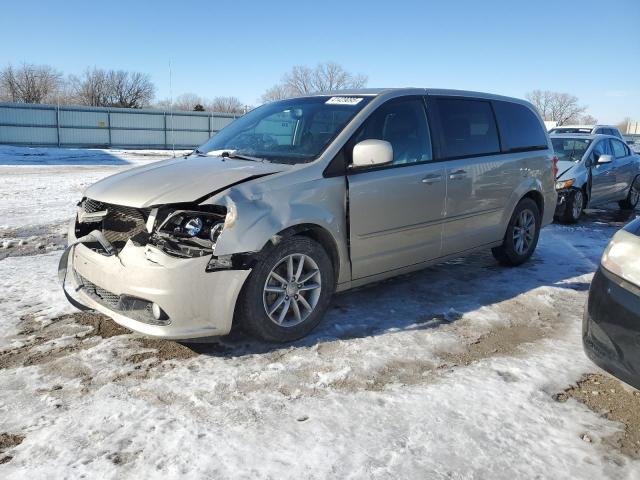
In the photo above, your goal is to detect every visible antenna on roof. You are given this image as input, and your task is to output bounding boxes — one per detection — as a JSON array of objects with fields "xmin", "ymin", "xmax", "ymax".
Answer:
[{"xmin": 169, "ymin": 60, "xmax": 175, "ymax": 157}]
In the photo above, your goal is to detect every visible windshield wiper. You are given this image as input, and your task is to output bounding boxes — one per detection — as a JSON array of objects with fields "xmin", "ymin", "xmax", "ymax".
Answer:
[{"xmin": 220, "ymin": 151, "xmax": 267, "ymax": 162}]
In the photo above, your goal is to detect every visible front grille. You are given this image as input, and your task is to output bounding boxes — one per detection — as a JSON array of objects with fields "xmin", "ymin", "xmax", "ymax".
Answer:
[
  {"xmin": 78, "ymin": 274, "xmax": 121, "ymax": 309},
  {"xmin": 74, "ymin": 272, "xmax": 168, "ymax": 325},
  {"xmin": 78, "ymin": 199, "xmax": 150, "ymax": 252}
]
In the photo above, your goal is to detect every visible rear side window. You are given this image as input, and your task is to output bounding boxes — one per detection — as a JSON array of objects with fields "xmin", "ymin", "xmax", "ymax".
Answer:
[
  {"xmin": 611, "ymin": 139, "xmax": 628, "ymax": 158},
  {"xmin": 432, "ymin": 98, "xmax": 500, "ymax": 159},
  {"xmin": 493, "ymin": 101, "xmax": 547, "ymax": 152}
]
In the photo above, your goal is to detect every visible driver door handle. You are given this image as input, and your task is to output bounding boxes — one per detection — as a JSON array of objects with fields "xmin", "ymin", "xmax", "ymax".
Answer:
[{"xmin": 422, "ymin": 173, "xmax": 443, "ymax": 184}]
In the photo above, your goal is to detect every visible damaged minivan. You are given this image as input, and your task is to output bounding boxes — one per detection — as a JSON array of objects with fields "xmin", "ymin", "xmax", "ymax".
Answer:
[{"xmin": 60, "ymin": 88, "xmax": 556, "ymax": 342}]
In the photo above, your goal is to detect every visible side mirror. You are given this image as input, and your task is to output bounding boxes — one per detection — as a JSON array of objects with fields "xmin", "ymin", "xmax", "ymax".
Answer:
[
  {"xmin": 597, "ymin": 154, "xmax": 613, "ymax": 164},
  {"xmin": 352, "ymin": 139, "xmax": 393, "ymax": 168}
]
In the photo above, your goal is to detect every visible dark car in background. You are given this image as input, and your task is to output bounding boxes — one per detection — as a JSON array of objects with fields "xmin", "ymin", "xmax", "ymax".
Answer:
[{"xmin": 584, "ymin": 217, "xmax": 640, "ymax": 389}]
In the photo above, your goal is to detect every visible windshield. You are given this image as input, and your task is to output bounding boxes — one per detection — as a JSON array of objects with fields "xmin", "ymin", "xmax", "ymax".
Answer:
[
  {"xmin": 551, "ymin": 137, "xmax": 592, "ymax": 162},
  {"xmin": 196, "ymin": 96, "xmax": 372, "ymax": 164},
  {"xmin": 549, "ymin": 128, "xmax": 592, "ymax": 134}
]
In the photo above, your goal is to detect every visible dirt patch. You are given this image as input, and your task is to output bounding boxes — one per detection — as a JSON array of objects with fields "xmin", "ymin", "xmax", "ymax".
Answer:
[
  {"xmin": 127, "ymin": 338, "xmax": 199, "ymax": 363},
  {"xmin": 1, "ymin": 312, "xmax": 128, "ymax": 370},
  {"xmin": 554, "ymin": 373, "xmax": 640, "ymax": 459},
  {"xmin": 0, "ymin": 432, "xmax": 25, "ymax": 464},
  {"xmin": 440, "ymin": 323, "xmax": 552, "ymax": 367},
  {"xmin": 0, "ymin": 223, "xmax": 67, "ymax": 260},
  {"xmin": 72, "ymin": 312, "xmax": 130, "ymax": 338}
]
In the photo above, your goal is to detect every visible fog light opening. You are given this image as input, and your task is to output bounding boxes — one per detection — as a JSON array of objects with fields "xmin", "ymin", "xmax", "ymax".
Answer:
[{"xmin": 151, "ymin": 303, "xmax": 169, "ymax": 321}]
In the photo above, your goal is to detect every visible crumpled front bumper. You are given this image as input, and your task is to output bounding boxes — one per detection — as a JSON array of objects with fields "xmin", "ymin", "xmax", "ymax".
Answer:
[
  {"xmin": 65, "ymin": 221, "xmax": 251, "ymax": 339},
  {"xmin": 554, "ymin": 189, "xmax": 571, "ymax": 217}
]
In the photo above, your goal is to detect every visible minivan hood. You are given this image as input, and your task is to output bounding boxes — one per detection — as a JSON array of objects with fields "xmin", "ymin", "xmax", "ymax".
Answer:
[
  {"xmin": 84, "ymin": 155, "xmax": 285, "ymax": 208},
  {"xmin": 556, "ymin": 160, "xmax": 577, "ymax": 179}
]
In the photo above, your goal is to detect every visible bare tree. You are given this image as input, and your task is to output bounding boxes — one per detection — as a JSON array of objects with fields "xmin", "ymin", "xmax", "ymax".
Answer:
[
  {"xmin": 260, "ymin": 84, "xmax": 291, "ymax": 103},
  {"xmin": 206, "ymin": 96, "xmax": 244, "ymax": 114},
  {"xmin": 73, "ymin": 68, "xmax": 154, "ymax": 108},
  {"xmin": 171, "ymin": 93, "xmax": 205, "ymax": 111},
  {"xmin": 261, "ymin": 62, "xmax": 368, "ymax": 103},
  {"xmin": 0, "ymin": 63, "xmax": 63, "ymax": 103},
  {"xmin": 616, "ymin": 117, "xmax": 631, "ymax": 134},
  {"xmin": 580, "ymin": 114, "xmax": 598, "ymax": 125},
  {"xmin": 72, "ymin": 68, "xmax": 110, "ymax": 106},
  {"xmin": 106, "ymin": 70, "xmax": 154, "ymax": 108},
  {"xmin": 526, "ymin": 90, "xmax": 588, "ymax": 126}
]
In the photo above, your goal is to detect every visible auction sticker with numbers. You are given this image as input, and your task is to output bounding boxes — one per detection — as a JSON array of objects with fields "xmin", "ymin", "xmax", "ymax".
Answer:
[{"xmin": 325, "ymin": 97, "xmax": 364, "ymax": 105}]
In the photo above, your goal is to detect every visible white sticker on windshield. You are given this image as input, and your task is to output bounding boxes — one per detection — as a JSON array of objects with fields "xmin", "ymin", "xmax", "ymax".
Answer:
[{"xmin": 325, "ymin": 96, "xmax": 363, "ymax": 106}]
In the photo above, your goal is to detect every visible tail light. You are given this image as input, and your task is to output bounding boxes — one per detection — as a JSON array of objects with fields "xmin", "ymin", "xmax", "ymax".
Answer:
[{"xmin": 552, "ymin": 155, "xmax": 558, "ymax": 177}]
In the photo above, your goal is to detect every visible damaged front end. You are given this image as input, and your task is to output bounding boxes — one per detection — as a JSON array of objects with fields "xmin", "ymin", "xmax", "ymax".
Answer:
[
  {"xmin": 73, "ymin": 197, "xmax": 250, "ymax": 271},
  {"xmin": 60, "ymin": 196, "xmax": 254, "ymax": 338}
]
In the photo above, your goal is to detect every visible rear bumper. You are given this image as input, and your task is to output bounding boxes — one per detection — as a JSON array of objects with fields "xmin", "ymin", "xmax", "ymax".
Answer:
[
  {"xmin": 66, "ymin": 222, "xmax": 251, "ymax": 339},
  {"xmin": 583, "ymin": 267, "xmax": 640, "ymax": 390}
]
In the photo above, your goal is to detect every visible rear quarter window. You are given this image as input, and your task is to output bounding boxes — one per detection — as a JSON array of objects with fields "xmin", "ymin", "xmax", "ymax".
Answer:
[
  {"xmin": 492, "ymin": 101, "xmax": 547, "ymax": 152},
  {"xmin": 431, "ymin": 98, "xmax": 500, "ymax": 159}
]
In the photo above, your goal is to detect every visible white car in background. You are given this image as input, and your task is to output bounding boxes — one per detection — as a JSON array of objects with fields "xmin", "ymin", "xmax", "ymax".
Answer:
[{"xmin": 549, "ymin": 124, "xmax": 624, "ymax": 139}]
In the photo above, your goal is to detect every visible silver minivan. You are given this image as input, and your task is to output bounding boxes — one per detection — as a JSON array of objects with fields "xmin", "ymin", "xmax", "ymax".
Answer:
[{"xmin": 61, "ymin": 88, "xmax": 556, "ymax": 342}]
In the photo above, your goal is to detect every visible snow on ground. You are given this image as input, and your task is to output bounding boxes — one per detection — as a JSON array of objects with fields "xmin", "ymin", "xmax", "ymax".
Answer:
[
  {"xmin": 0, "ymin": 145, "xmax": 189, "ymax": 230},
  {"xmin": 1, "ymin": 146, "xmax": 640, "ymax": 479}
]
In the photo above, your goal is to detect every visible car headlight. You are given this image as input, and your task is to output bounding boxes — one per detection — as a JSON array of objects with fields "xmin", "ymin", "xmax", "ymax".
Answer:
[
  {"xmin": 555, "ymin": 179, "xmax": 575, "ymax": 190},
  {"xmin": 601, "ymin": 229, "xmax": 640, "ymax": 288},
  {"xmin": 151, "ymin": 209, "xmax": 226, "ymax": 258},
  {"xmin": 159, "ymin": 210, "xmax": 223, "ymax": 240}
]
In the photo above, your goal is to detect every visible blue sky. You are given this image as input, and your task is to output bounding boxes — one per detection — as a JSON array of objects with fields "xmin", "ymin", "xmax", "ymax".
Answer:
[{"xmin": 1, "ymin": 0, "xmax": 639, "ymax": 122}]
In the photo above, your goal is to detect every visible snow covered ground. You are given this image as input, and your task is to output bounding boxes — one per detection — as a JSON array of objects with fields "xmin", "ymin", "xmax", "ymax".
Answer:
[{"xmin": 1, "ymin": 146, "xmax": 640, "ymax": 479}]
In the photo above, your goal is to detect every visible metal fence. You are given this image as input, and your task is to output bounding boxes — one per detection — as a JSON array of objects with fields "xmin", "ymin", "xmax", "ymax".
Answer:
[{"xmin": 0, "ymin": 102, "xmax": 239, "ymax": 149}]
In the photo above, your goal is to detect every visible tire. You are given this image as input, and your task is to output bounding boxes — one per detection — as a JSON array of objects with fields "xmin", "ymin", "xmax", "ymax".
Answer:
[
  {"xmin": 559, "ymin": 188, "xmax": 584, "ymax": 224},
  {"xmin": 492, "ymin": 198, "xmax": 541, "ymax": 266},
  {"xmin": 236, "ymin": 235, "xmax": 335, "ymax": 342},
  {"xmin": 618, "ymin": 177, "xmax": 639, "ymax": 210}
]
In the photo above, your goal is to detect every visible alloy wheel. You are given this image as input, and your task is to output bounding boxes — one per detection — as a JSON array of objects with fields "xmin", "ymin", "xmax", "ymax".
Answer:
[
  {"xmin": 630, "ymin": 183, "xmax": 639, "ymax": 207},
  {"xmin": 572, "ymin": 190, "xmax": 584, "ymax": 220},
  {"xmin": 263, "ymin": 253, "xmax": 322, "ymax": 327},
  {"xmin": 512, "ymin": 209, "xmax": 536, "ymax": 255}
]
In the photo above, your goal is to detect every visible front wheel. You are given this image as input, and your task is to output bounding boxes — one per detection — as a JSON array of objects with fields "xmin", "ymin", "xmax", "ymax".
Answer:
[
  {"xmin": 236, "ymin": 235, "xmax": 335, "ymax": 342},
  {"xmin": 492, "ymin": 198, "xmax": 541, "ymax": 266},
  {"xmin": 559, "ymin": 188, "xmax": 584, "ymax": 224},
  {"xmin": 619, "ymin": 177, "xmax": 639, "ymax": 210}
]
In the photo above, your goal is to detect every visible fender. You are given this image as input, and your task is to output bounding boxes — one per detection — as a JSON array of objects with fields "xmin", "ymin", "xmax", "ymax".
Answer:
[
  {"xmin": 202, "ymin": 176, "xmax": 352, "ymax": 284},
  {"xmin": 499, "ymin": 177, "xmax": 546, "ymax": 236}
]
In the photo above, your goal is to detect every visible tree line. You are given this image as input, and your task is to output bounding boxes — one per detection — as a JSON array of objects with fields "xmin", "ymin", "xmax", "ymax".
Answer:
[{"xmin": 0, "ymin": 63, "xmax": 245, "ymax": 113}]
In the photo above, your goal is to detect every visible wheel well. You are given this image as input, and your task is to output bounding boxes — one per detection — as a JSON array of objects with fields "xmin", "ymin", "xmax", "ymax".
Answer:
[
  {"xmin": 270, "ymin": 224, "xmax": 340, "ymax": 278},
  {"xmin": 522, "ymin": 190, "xmax": 544, "ymax": 217}
]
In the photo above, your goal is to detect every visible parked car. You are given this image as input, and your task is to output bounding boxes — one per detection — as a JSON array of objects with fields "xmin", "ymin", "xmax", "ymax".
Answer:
[
  {"xmin": 549, "ymin": 124, "xmax": 624, "ymax": 139},
  {"xmin": 584, "ymin": 217, "xmax": 640, "ymax": 390},
  {"xmin": 626, "ymin": 138, "xmax": 640, "ymax": 154},
  {"xmin": 60, "ymin": 88, "xmax": 556, "ymax": 342},
  {"xmin": 552, "ymin": 134, "xmax": 640, "ymax": 223}
]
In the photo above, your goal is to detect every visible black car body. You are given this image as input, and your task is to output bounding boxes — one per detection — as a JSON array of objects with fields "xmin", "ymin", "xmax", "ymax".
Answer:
[{"xmin": 583, "ymin": 217, "xmax": 640, "ymax": 389}]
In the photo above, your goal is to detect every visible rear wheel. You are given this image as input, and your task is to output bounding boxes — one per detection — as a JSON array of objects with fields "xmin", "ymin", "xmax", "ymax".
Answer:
[
  {"xmin": 492, "ymin": 198, "xmax": 541, "ymax": 266},
  {"xmin": 236, "ymin": 236, "xmax": 335, "ymax": 342},
  {"xmin": 559, "ymin": 188, "xmax": 584, "ymax": 224},
  {"xmin": 619, "ymin": 177, "xmax": 639, "ymax": 210}
]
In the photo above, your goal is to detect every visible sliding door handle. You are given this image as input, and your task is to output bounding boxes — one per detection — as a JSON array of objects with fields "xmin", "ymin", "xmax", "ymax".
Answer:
[{"xmin": 449, "ymin": 169, "xmax": 467, "ymax": 180}]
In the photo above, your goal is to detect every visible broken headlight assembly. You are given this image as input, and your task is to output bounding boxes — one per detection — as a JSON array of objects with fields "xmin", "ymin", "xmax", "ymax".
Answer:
[{"xmin": 150, "ymin": 209, "xmax": 226, "ymax": 258}]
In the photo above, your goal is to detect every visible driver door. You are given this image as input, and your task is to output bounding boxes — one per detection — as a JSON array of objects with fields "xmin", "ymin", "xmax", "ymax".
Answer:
[
  {"xmin": 347, "ymin": 96, "xmax": 445, "ymax": 280},
  {"xmin": 589, "ymin": 139, "xmax": 616, "ymax": 204}
]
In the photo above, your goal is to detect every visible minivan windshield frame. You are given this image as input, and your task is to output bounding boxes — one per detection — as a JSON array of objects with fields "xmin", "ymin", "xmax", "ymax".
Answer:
[{"xmin": 195, "ymin": 96, "xmax": 372, "ymax": 164}]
